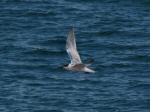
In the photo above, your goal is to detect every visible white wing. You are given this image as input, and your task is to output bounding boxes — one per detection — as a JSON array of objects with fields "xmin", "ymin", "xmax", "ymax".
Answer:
[{"xmin": 66, "ymin": 28, "xmax": 82, "ymax": 65}]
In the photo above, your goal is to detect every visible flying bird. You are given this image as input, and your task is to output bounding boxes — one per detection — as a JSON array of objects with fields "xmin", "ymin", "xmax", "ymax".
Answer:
[{"xmin": 64, "ymin": 27, "xmax": 95, "ymax": 73}]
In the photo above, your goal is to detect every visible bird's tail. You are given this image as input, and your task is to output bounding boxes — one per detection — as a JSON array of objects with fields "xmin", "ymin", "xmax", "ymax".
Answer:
[{"xmin": 84, "ymin": 67, "xmax": 95, "ymax": 73}]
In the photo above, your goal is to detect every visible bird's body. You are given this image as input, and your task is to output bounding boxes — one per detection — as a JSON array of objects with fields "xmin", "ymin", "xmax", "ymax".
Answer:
[
  {"xmin": 64, "ymin": 27, "xmax": 95, "ymax": 73},
  {"xmin": 64, "ymin": 63, "xmax": 95, "ymax": 73}
]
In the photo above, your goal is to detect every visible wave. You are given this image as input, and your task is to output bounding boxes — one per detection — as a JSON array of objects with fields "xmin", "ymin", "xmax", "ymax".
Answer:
[
  {"xmin": 125, "ymin": 55, "xmax": 150, "ymax": 62},
  {"xmin": 24, "ymin": 48, "xmax": 66, "ymax": 57},
  {"xmin": 25, "ymin": 10, "xmax": 56, "ymax": 17}
]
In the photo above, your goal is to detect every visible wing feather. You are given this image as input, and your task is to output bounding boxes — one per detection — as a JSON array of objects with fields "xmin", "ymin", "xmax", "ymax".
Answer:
[{"xmin": 66, "ymin": 28, "xmax": 82, "ymax": 65}]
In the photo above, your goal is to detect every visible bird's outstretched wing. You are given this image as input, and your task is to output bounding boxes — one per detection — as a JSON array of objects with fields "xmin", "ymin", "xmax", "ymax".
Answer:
[{"xmin": 66, "ymin": 28, "xmax": 82, "ymax": 65}]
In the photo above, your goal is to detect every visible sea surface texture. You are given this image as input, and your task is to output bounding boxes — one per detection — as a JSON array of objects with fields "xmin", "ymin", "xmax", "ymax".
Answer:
[{"xmin": 0, "ymin": 0, "xmax": 150, "ymax": 112}]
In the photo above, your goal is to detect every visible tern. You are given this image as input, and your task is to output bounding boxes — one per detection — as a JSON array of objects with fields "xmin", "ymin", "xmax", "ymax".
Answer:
[{"xmin": 64, "ymin": 27, "xmax": 95, "ymax": 73}]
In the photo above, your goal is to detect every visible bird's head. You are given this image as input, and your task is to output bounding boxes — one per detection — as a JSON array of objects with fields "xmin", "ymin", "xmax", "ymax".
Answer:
[{"xmin": 63, "ymin": 64, "xmax": 68, "ymax": 68}]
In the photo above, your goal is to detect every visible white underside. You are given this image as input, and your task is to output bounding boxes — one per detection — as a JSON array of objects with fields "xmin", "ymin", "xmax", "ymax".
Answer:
[{"xmin": 65, "ymin": 64, "xmax": 95, "ymax": 73}]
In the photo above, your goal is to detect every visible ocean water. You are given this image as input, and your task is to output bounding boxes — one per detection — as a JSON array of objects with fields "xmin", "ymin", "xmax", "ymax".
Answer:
[{"xmin": 0, "ymin": 0, "xmax": 150, "ymax": 112}]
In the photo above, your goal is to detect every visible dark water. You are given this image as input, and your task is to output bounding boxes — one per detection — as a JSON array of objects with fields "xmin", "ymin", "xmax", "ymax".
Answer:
[{"xmin": 0, "ymin": 0, "xmax": 150, "ymax": 112}]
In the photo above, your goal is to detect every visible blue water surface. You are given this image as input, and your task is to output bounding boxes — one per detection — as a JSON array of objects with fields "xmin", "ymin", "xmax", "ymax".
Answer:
[{"xmin": 0, "ymin": 0, "xmax": 150, "ymax": 112}]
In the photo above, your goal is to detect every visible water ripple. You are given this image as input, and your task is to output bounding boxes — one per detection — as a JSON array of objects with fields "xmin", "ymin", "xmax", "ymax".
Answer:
[{"xmin": 0, "ymin": 0, "xmax": 150, "ymax": 112}]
